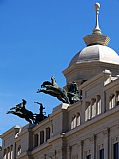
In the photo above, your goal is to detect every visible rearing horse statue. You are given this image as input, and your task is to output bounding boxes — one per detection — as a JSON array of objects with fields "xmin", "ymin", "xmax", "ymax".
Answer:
[
  {"xmin": 37, "ymin": 76, "xmax": 69, "ymax": 103},
  {"xmin": 37, "ymin": 77, "xmax": 80, "ymax": 104},
  {"xmin": 7, "ymin": 99, "xmax": 34, "ymax": 124}
]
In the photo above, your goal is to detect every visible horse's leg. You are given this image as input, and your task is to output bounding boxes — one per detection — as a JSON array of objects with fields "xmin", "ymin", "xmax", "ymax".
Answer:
[
  {"xmin": 33, "ymin": 118, "xmax": 37, "ymax": 124},
  {"xmin": 25, "ymin": 117, "xmax": 32, "ymax": 124},
  {"xmin": 6, "ymin": 111, "xmax": 14, "ymax": 114},
  {"xmin": 10, "ymin": 107, "xmax": 16, "ymax": 110}
]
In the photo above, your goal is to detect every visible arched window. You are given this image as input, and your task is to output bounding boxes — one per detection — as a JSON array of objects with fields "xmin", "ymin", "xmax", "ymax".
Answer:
[
  {"xmin": 34, "ymin": 134, "xmax": 39, "ymax": 147},
  {"xmin": 109, "ymin": 94, "xmax": 115, "ymax": 109},
  {"xmin": 77, "ymin": 113, "xmax": 81, "ymax": 126},
  {"xmin": 7, "ymin": 147, "xmax": 10, "ymax": 159},
  {"xmin": 73, "ymin": 116, "xmax": 76, "ymax": 128},
  {"xmin": 116, "ymin": 91, "xmax": 119, "ymax": 106},
  {"xmin": 71, "ymin": 117, "xmax": 74, "ymax": 129},
  {"xmin": 97, "ymin": 95, "xmax": 101, "ymax": 115},
  {"xmin": 10, "ymin": 145, "xmax": 13, "ymax": 159},
  {"xmin": 17, "ymin": 145, "xmax": 21, "ymax": 156},
  {"xmin": 85, "ymin": 102, "xmax": 91, "ymax": 121},
  {"xmin": 3, "ymin": 149, "xmax": 7, "ymax": 159},
  {"xmin": 91, "ymin": 98, "xmax": 96, "ymax": 118},
  {"xmin": 46, "ymin": 127, "xmax": 51, "ymax": 141},
  {"xmin": 40, "ymin": 131, "xmax": 44, "ymax": 145},
  {"xmin": 71, "ymin": 115, "xmax": 77, "ymax": 129}
]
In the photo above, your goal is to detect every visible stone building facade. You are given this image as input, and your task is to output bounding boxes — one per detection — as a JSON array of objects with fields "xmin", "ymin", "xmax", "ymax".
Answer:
[{"xmin": 1, "ymin": 3, "xmax": 119, "ymax": 159}]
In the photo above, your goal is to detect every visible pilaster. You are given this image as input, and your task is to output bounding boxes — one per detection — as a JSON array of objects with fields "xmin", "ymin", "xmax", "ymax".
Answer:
[{"xmin": 103, "ymin": 128, "xmax": 110, "ymax": 159}]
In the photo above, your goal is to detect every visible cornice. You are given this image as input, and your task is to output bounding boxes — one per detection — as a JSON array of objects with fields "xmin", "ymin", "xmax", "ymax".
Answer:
[{"xmin": 63, "ymin": 61, "xmax": 119, "ymax": 77}]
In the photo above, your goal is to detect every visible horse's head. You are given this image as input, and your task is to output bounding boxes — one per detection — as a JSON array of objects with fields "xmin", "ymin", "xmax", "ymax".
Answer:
[
  {"xmin": 41, "ymin": 83, "xmax": 45, "ymax": 88},
  {"xmin": 41, "ymin": 81, "xmax": 52, "ymax": 88},
  {"xmin": 22, "ymin": 99, "xmax": 27, "ymax": 105},
  {"xmin": 37, "ymin": 89, "xmax": 42, "ymax": 93}
]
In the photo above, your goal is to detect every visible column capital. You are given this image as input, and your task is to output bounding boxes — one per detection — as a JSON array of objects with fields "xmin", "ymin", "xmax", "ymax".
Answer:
[
  {"xmin": 103, "ymin": 128, "xmax": 109, "ymax": 136},
  {"xmin": 89, "ymin": 134, "xmax": 96, "ymax": 143}
]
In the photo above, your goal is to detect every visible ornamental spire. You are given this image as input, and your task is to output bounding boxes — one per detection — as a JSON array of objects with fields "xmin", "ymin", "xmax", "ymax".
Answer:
[
  {"xmin": 83, "ymin": 2, "xmax": 110, "ymax": 46},
  {"xmin": 93, "ymin": 2, "xmax": 101, "ymax": 34}
]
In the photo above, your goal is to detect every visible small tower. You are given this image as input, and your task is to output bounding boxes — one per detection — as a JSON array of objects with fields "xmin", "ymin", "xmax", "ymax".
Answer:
[{"xmin": 63, "ymin": 3, "xmax": 119, "ymax": 84}]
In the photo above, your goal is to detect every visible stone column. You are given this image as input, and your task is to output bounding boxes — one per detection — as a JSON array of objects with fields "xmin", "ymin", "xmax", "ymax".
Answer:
[
  {"xmin": 91, "ymin": 99, "xmax": 97, "ymax": 118},
  {"xmin": 102, "ymin": 92, "xmax": 106, "ymax": 113},
  {"xmin": 114, "ymin": 92, "xmax": 116, "ymax": 107},
  {"xmin": 6, "ymin": 148, "xmax": 8, "ymax": 159},
  {"xmin": 13, "ymin": 142, "xmax": 16, "ymax": 159},
  {"xmin": 96, "ymin": 95, "xmax": 101, "ymax": 115},
  {"xmin": 96, "ymin": 96, "xmax": 98, "ymax": 115},
  {"xmin": 90, "ymin": 100, "xmax": 93, "ymax": 119},
  {"xmin": 81, "ymin": 101, "xmax": 86, "ymax": 124},
  {"xmin": 44, "ymin": 129, "xmax": 46, "ymax": 143},
  {"xmin": 28, "ymin": 128, "xmax": 33, "ymax": 151}
]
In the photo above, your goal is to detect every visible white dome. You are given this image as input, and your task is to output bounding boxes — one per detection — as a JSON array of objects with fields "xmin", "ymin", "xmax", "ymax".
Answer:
[{"xmin": 69, "ymin": 45, "xmax": 119, "ymax": 66}]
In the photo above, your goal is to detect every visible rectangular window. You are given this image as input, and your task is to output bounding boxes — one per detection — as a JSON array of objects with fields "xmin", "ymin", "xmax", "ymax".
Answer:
[
  {"xmin": 46, "ymin": 127, "xmax": 50, "ymax": 141},
  {"xmin": 87, "ymin": 154, "xmax": 91, "ymax": 159},
  {"xmin": 97, "ymin": 96, "xmax": 101, "ymax": 115},
  {"xmin": 99, "ymin": 149, "xmax": 104, "ymax": 159},
  {"xmin": 114, "ymin": 143, "xmax": 118, "ymax": 159},
  {"xmin": 34, "ymin": 134, "xmax": 39, "ymax": 147},
  {"xmin": 40, "ymin": 131, "xmax": 44, "ymax": 145}
]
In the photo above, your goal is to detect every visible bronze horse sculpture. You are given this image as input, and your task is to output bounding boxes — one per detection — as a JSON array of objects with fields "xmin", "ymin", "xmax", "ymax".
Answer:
[
  {"xmin": 37, "ymin": 76, "xmax": 80, "ymax": 104},
  {"xmin": 7, "ymin": 99, "xmax": 48, "ymax": 124},
  {"xmin": 37, "ymin": 76, "xmax": 69, "ymax": 103},
  {"xmin": 7, "ymin": 99, "xmax": 34, "ymax": 124}
]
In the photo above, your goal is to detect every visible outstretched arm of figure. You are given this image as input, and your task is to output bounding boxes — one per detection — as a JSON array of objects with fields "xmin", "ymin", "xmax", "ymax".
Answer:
[{"xmin": 34, "ymin": 102, "xmax": 43, "ymax": 106}]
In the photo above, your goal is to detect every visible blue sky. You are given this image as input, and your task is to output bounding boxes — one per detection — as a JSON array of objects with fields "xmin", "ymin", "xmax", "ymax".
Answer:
[{"xmin": 0, "ymin": 0, "xmax": 119, "ymax": 140}]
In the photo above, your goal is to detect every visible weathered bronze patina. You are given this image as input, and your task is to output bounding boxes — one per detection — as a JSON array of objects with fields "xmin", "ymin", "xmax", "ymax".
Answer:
[
  {"xmin": 7, "ymin": 99, "xmax": 47, "ymax": 124},
  {"xmin": 37, "ymin": 76, "xmax": 80, "ymax": 104},
  {"xmin": 7, "ymin": 99, "xmax": 34, "ymax": 124}
]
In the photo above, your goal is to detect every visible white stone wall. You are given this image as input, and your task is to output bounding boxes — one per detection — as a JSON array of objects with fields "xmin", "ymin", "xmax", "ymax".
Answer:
[{"xmin": 1, "ymin": 73, "xmax": 119, "ymax": 159}]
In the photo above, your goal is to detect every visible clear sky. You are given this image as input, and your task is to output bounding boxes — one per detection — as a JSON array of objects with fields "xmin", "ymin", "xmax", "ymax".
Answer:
[{"xmin": 0, "ymin": 0, "xmax": 119, "ymax": 141}]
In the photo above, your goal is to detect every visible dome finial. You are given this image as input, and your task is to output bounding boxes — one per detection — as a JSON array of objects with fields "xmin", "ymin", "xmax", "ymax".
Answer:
[
  {"xmin": 93, "ymin": 2, "xmax": 101, "ymax": 34},
  {"xmin": 83, "ymin": 2, "xmax": 110, "ymax": 46}
]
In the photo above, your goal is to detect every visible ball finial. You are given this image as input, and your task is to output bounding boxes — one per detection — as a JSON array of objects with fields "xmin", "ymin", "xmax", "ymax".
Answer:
[
  {"xmin": 93, "ymin": 2, "xmax": 101, "ymax": 34},
  {"xmin": 95, "ymin": 2, "xmax": 100, "ymax": 11}
]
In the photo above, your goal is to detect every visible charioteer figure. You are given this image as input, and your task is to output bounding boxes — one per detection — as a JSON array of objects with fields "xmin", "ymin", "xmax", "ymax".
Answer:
[{"xmin": 34, "ymin": 102, "xmax": 47, "ymax": 124}]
